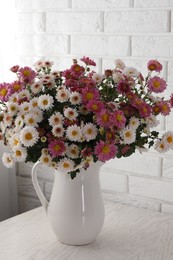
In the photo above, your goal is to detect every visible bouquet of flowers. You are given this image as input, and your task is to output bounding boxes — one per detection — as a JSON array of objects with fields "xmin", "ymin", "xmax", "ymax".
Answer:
[{"xmin": 0, "ymin": 57, "xmax": 173, "ymax": 179}]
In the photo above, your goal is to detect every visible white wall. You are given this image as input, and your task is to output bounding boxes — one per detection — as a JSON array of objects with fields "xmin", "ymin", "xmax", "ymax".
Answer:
[{"xmin": 15, "ymin": 0, "xmax": 173, "ymax": 214}]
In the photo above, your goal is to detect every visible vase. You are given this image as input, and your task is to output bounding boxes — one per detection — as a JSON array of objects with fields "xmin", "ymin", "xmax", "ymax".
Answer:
[{"xmin": 31, "ymin": 161, "xmax": 105, "ymax": 245}]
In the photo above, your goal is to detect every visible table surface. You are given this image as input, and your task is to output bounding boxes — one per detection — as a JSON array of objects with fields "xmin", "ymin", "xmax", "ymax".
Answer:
[{"xmin": 1, "ymin": 200, "xmax": 173, "ymax": 260}]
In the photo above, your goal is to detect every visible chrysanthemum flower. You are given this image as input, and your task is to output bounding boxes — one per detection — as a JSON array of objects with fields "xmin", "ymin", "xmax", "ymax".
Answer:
[
  {"xmin": 17, "ymin": 89, "xmax": 31, "ymax": 102},
  {"xmin": 145, "ymin": 115, "xmax": 159, "ymax": 128},
  {"xmin": 8, "ymin": 93, "xmax": 18, "ymax": 103},
  {"xmin": 66, "ymin": 144, "xmax": 80, "ymax": 159},
  {"xmin": 147, "ymin": 60, "xmax": 162, "ymax": 72},
  {"xmin": 6, "ymin": 102, "xmax": 19, "ymax": 116},
  {"xmin": 56, "ymin": 88, "xmax": 70, "ymax": 103},
  {"xmin": 30, "ymin": 108, "xmax": 43, "ymax": 123},
  {"xmin": 148, "ymin": 76, "xmax": 166, "ymax": 93},
  {"xmin": 92, "ymin": 73, "xmax": 104, "ymax": 84},
  {"xmin": 69, "ymin": 91, "xmax": 81, "ymax": 105},
  {"xmin": 64, "ymin": 107, "xmax": 78, "ymax": 120},
  {"xmin": 39, "ymin": 154, "xmax": 52, "ymax": 165},
  {"xmin": 94, "ymin": 141, "xmax": 117, "ymax": 162},
  {"xmin": 117, "ymin": 80, "xmax": 131, "ymax": 94},
  {"xmin": 112, "ymin": 72, "xmax": 125, "ymax": 83},
  {"xmin": 0, "ymin": 83, "xmax": 12, "ymax": 102},
  {"xmin": 129, "ymin": 117, "xmax": 140, "ymax": 129},
  {"xmin": 159, "ymin": 101, "xmax": 171, "ymax": 116},
  {"xmin": 70, "ymin": 64, "xmax": 85, "ymax": 77},
  {"xmin": 43, "ymin": 60, "xmax": 54, "ymax": 68},
  {"xmin": 38, "ymin": 94, "xmax": 54, "ymax": 110},
  {"xmin": 20, "ymin": 102, "xmax": 30, "ymax": 114},
  {"xmin": 2, "ymin": 152, "xmax": 15, "ymax": 168},
  {"xmin": 30, "ymin": 82, "xmax": 42, "ymax": 94},
  {"xmin": 48, "ymin": 112, "xmax": 64, "ymax": 126},
  {"xmin": 18, "ymin": 66, "xmax": 36, "ymax": 84},
  {"xmin": 121, "ymin": 127, "xmax": 136, "ymax": 144},
  {"xmin": 20, "ymin": 126, "xmax": 39, "ymax": 147},
  {"xmin": 13, "ymin": 146, "xmax": 27, "ymax": 162},
  {"xmin": 96, "ymin": 109, "xmax": 112, "ymax": 128},
  {"xmin": 33, "ymin": 60, "xmax": 44, "ymax": 71},
  {"xmin": 154, "ymin": 139, "xmax": 169, "ymax": 153},
  {"xmin": 86, "ymin": 100, "xmax": 104, "ymax": 113},
  {"xmin": 66, "ymin": 125, "xmax": 83, "ymax": 142},
  {"xmin": 82, "ymin": 87, "xmax": 100, "ymax": 103},
  {"xmin": 9, "ymin": 134, "xmax": 21, "ymax": 149},
  {"xmin": 113, "ymin": 110, "xmax": 126, "ymax": 129},
  {"xmin": 29, "ymin": 97, "xmax": 38, "ymax": 109},
  {"xmin": 114, "ymin": 59, "xmax": 126, "ymax": 70},
  {"xmin": 3, "ymin": 113, "xmax": 12, "ymax": 126},
  {"xmin": 163, "ymin": 131, "xmax": 173, "ymax": 149},
  {"xmin": 58, "ymin": 158, "xmax": 75, "ymax": 173},
  {"xmin": 52, "ymin": 125, "xmax": 64, "ymax": 137},
  {"xmin": 24, "ymin": 113, "xmax": 38, "ymax": 127},
  {"xmin": 14, "ymin": 116, "xmax": 24, "ymax": 130},
  {"xmin": 139, "ymin": 103, "xmax": 152, "ymax": 118},
  {"xmin": 80, "ymin": 56, "xmax": 96, "ymax": 66},
  {"xmin": 83, "ymin": 123, "xmax": 98, "ymax": 141},
  {"xmin": 48, "ymin": 140, "xmax": 66, "ymax": 157},
  {"xmin": 123, "ymin": 67, "xmax": 139, "ymax": 78}
]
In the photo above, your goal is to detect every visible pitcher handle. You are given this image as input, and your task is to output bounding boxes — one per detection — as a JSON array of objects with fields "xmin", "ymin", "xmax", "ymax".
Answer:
[{"xmin": 31, "ymin": 161, "xmax": 49, "ymax": 212}]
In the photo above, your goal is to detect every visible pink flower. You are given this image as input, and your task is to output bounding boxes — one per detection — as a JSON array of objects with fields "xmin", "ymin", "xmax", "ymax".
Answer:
[
  {"xmin": 70, "ymin": 64, "xmax": 85, "ymax": 77},
  {"xmin": 0, "ymin": 83, "xmax": 12, "ymax": 102},
  {"xmin": 139, "ymin": 103, "xmax": 152, "ymax": 118},
  {"xmin": 18, "ymin": 67, "xmax": 37, "ymax": 84},
  {"xmin": 159, "ymin": 101, "xmax": 171, "ymax": 116},
  {"xmin": 79, "ymin": 78, "xmax": 96, "ymax": 88},
  {"xmin": 96, "ymin": 109, "xmax": 112, "ymax": 128},
  {"xmin": 117, "ymin": 80, "xmax": 131, "ymax": 94},
  {"xmin": 10, "ymin": 65, "xmax": 20, "ymax": 73},
  {"xmin": 80, "ymin": 56, "xmax": 96, "ymax": 66},
  {"xmin": 147, "ymin": 60, "xmax": 162, "ymax": 72},
  {"xmin": 169, "ymin": 93, "xmax": 173, "ymax": 107},
  {"xmin": 81, "ymin": 87, "xmax": 100, "ymax": 104},
  {"xmin": 11, "ymin": 81, "xmax": 24, "ymax": 93},
  {"xmin": 94, "ymin": 140, "xmax": 117, "ymax": 162},
  {"xmin": 148, "ymin": 76, "xmax": 166, "ymax": 93},
  {"xmin": 86, "ymin": 100, "xmax": 104, "ymax": 113},
  {"xmin": 113, "ymin": 110, "xmax": 126, "ymax": 129},
  {"xmin": 48, "ymin": 140, "xmax": 66, "ymax": 157}
]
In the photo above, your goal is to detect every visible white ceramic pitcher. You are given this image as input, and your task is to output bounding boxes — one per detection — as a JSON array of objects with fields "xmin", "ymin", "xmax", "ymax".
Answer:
[{"xmin": 31, "ymin": 161, "xmax": 105, "ymax": 245}]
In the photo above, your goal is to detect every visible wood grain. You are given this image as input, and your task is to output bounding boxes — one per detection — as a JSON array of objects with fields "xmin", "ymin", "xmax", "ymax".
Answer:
[{"xmin": 1, "ymin": 201, "xmax": 173, "ymax": 260}]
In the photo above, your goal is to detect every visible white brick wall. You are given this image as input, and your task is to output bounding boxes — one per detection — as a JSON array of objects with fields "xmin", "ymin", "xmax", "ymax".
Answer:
[{"xmin": 15, "ymin": 0, "xmax": 173, "ymax": 214}]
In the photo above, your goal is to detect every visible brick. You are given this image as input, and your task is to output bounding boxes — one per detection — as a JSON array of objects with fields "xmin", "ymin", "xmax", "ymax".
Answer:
[
  {"xmin": 104, "ymin": 11, "xmax": 168, "ymax": 33},
  {"xmin": 72, "ymin": 0, "xmax": 130, "ymax": 8},
  {"xmin": 161, "ymin": 203, "xmax": 173, "ymax": 214},
  {"xmin": 132, "ymin": 36, "xmax": 173, "ymax": 57},
  {"xmin": 100, "ymin": 169, "xmax": 128, "ymax": 192},
  {"xmin": 71, "ymin": 35, "xmax": 129, "ymax": 56},
  {"xmin": 168, "ymin": 61, "xmax": 173, "ymax": 83},
  {"xmin": 134, "ymin": 0, "xmax": 173, "ymax": 8},
  {"xmin": 16, "ymin": 0, "xmax": 68, "ymax": 10},
  {"xmin": 18, "ymin": 196, "xmax": 41, "ymax": 213},
  {"xmin": 103, "ymin": 192, "xmax": 161, "ymax": 212},
  {"xmin": 129, "ymin": 176, "xmax": 173, "ymax": 202},
  {"xmin": 16, "ymin": 35, "xmax": 68, "ymax": 56},
  {"xmin": 163, "ymin": 158, "xmax": 173, "ymax": 179},
  {"xmin": 46, "ymin": 12, "xmax": 101, "ymax": 33},
  {"xmin": 17, "ymin": 13, "xmax": 46, "ymax": 33},
  {"xmin": 17, "ymin": 176, "xmax": 44, "ymax": 198},
  {"xmin": 165, "ymin": 111, "xmax": 173, "ymax": 130}
]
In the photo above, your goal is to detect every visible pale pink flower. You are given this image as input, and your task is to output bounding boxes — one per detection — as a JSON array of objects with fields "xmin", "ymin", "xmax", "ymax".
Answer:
[
  {"xmin": 147, "ymin": 60, "xmax": 162, "ymax": 72},
  {"xmin": 148, "ymin": 76, "xmax": 166, "ymax": 93}
]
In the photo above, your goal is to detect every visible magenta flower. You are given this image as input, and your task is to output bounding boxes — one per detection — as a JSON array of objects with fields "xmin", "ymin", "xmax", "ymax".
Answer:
[
  {"xmin": 70, "ymin": 64, "xmax": 85, "ymax": 77},
  {"xmin": 81, "ymin": 87, "xmax": 100, "ymax": 104},
  {"xmin": 113, "ymin": 110, "xmax": 126, "ymax": 129},
  {"xmin": 117, "ymin": 80, "xmax": 131, "ymax": 94},
  {"xmin": 48, "ymin": 140, "xmax": 66, "ymax": 157},
  {"xmin": 147, "ymin": 60, "xmax": 162, "ymax": 72},
  {"xmin": 10, "ymin": 65, "xmax": 20, "ymax": 73},
  {"xmin": 18, "ymin": 67, "xmax": 37, "ymax": 84},
  {"xmin": 86, "ymin": 100, "xmax": 104, "ymax": 113},
  {"xmin": 11, "ymin": 81, "xmax": 24, "ymax": 93},
  {"xmin": 94, "ymin": 140, "xmax": 117, "ymax": 162},
  {"xmin": 148, "ymin": 76, "xmax": 166, "ymax": 93},
  {"xmin": 96, "ymin": 109, "xmax": 113, "ymax": 128},
  {"xmin": 0, "ymin": 83, "xmax": 12, "ymax": 102},
  {"xmin": 80, "ymin": 56, "xmax": 96, "ymax": 66},
  {"xmin": 139, "ymin": 103, "xmax": 152, "ymax": 118},
  {"xmin": 159, "ymin": 101, "xmax": 171, "ymax": 116}
]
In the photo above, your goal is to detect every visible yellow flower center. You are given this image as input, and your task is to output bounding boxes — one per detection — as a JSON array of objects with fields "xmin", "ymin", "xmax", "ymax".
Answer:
[
  {"xmin": 102, "ymin": 145, "xmax": 110, "ymax": 154},
  {"xmin": 23, "ymin": 70, "xmax": 30, "ymax": 76},
  {"xmin": 116, "ymin": 114, "xmax": 123, "ymax": 121},
  {"xmin": 43, "ymin": 157, "xmax": 49, "ymax": 163},
  {"xmin": 13, "ymin": 84, "xmax": 21, "ymax": 91},
  {"xmin": 54, "ymin": 144, "xmax": 60, "ymax": 151},
  {"xmin": 14, "ymin": 139, "xmax": 19, "ymax": 145},
  {"xmin": 167, "ymin": 136, "xmax": 173, "ymax": 143},
  {"xmin": 125, "ymin": 131, "xmax": 131, "ymax": 138},
  {"xmin": 153, "ymin": 81, "xmax": 160, "ymax": 88},
  {"xmin": 86, "ymin": 92, "xmax": 93, "ymax": 100},
  {"xmin": 16, "ymin": 150, "xmax": 22, "ymax": 156},
  {"xmin": 72, "ymin": 130, "xmax": 77, "ymax": 136},
  {"xmin": 0, "ymin": 88, "xmax": 7, "ymax": 97},
  {"xmin": 63, "ymin": 162, "xmax": 70, "ymax": 168},
  {"xmin": 102, "ymin": 114, "xmax": 109, "ymax": 122},
  {"xmin": 28, "ymin": 118, "xmax": 34, "ymax": 124},
  {"xmin": 25, "ymin": 133, "xmax": 32, "ymax": 140},
  {"xmin": 87, "ymin": 129, "xmax": 92, "ymax": 135},
  {"xmin": 43, "ymin": 99, "xmax": 48, "ymax": 105}
]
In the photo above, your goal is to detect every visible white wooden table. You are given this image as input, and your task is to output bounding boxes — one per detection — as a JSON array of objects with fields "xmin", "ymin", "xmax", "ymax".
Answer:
[{"xmin": 1, "ymin": 201, "xmax": 173, "ymax": 260}]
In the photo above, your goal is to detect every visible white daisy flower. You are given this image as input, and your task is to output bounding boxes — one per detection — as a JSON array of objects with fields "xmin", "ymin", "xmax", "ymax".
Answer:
[
  {"xmin": 42, "ymin": 60, "xmax": 54, "ymax": 68},
  {"xmin": 48, "ymin": 112, "xmax": 63, "ymax": 126},
  {"xmin": 123, "ymin": 67, "xmax": 139, "ymax": 78},
  {"xmin": 39, "ymin": 154, "xmax": 52, "ymax": 165},
  {"xmin": 3, "ymin": 113, "xmax": 12, "ymax": 126},
  {"xmin": 52, "ymin": 125, "xmax": 64, "ymax": 137},
  {"xmin": 46, "ymin": 80, "xmax": 56, "ymax": 89},
  {"xmin": 114, "ymin": 59, "xmax": 126, "ymax": 70},
  {"xmin": 56, "ymin": 88, "xmax": 70, "ymax": 103},
  {"xmin": 129, "ymin": 117, "xmax": 140, "ymax": 129},
  {"xmin": 92, "ymin": 73, "xmax": 104, "ymax": 83},
  {"xmin": 50, "ymin": 161, "xmax": 58, "ymax": 169},
  {"xmin": 155, "ymin": 139, "xmax": 169, "ymax": 153},
  {"xmin": 7, "ymin": 102, "xmax": 19, "ymax": 116},
  {"xmin": 163, "ymin": 131, "xmax": 173, "ymax": 149},
  {"xmin": 121, "ymin": 127, "xmax": 136, "ymax": 144},
  {"xmin": 69, "ymin": 91, "xmax": 81, "ymax": 105},
  {"xmin": 8, "ymin": 94, "xmax": 18, "ymax": 103},
  {"xmin": 20, "ymin": 102, "xmax": 30, "ymax": 114},
  {"xmin": 2, "ymin": 153, "xmax": 15, "ymax": 168},
  {"xmin": 83, "ymin": 123, "xmax": 98, "ymax": 141},
  {"xmin": 66, "ymin": 125, "xmax": 83, "ymax": 142},
  {"xmin": 30, "ymin": 82, "xmax": 42, "ymax": 94},
  {"xmin": 66, "ymin": 144, "xmax": 80, "ymax": 159},
  {"xmin": 17, "ymin": 89, "xmax": 31, "ymax": 101},
  {"xmin": 41, "ymin": 148, "xmax": 49, "ymax": 155},
  {"xmin": 5, "ymin": 129, "xmax": 14, "ymax": 143},
  {"xmin": 40, "ymin": 75, "xmax": 52, "ymax": 84},
  {"xmin": 20, "ymin": 126, "xmax": 39, "ymax": 147},
  {"xmin": 58, "ymin": 158, "xmax": 75, "ymax": 173},
  {"xmin": 50, "ymin": 70, "xmax": 60, "ymax": 79},
  {"xmin": 33, "ymin": 60, "xmax": 44, "ymax": 71},
  {"xmin": 29, "ymin": 97, "xmax": 39, "ymax": 109},
  {"xmin": 38, "ymin": 94, "xmax": 54, "ymax": 110},
  {"xmin": 14, "ymin": 116, "xmax": 24, "ymax": 130},
  {"xmin": 24, "ymin": 113, "xmax": 38, "ymax": 127},
  {"xmin": 9, "ymin": 134, "xmax": 21, "ymax": 149},
  {"xmin": 112, "ymin": 72, "xmax": 125, "ymax": 83},
  {"xmin": 64, "ymin": 107, "xmax": 78, "ymax": 120},
  {"xmin": 145, "ymin": 115, "xmax": 159, "ymax": 128},
  {"xmin": 13, "ymin": 146, "xmax": 27, "ymax": 162},
  {"xmin": 29, "ymin": 108, "xmax": 43, "ymax": 123}
]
